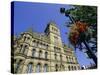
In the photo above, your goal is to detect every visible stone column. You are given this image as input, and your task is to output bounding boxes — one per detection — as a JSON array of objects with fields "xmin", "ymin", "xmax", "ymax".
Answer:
[
  {"xmin": 48, "ymin": 65, "xmax": 50, "ymax": 72},
  {"xmin": 33, "ymin": 63, "xmax": 37, "ymax": 73},
  {"xmin": 14, "ymin": 59, "xmax": 20, "ymax": 73},
  {"xmin": 18, "ymin": 64, "xmax": 23, "ymax": 73},
  {"xmin": 41, "ymin": 64, "xmax": 44, "ymax": 72},
  {"xmin": 32, "ymin": 64, "xmax": 34, "ymax": 73},
  {"xmin": 21, "ymin": 64, "xmax": 28, "ymax": 73}
]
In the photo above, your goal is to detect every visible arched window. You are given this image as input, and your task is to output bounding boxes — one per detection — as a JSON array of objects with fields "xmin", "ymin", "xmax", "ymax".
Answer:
[
  {"xmin": 32, "ymin": 49, "xmax": 36, "ymax": 57},
  {"xmin": 74, "ymin": 66, "xmax": 76, "ymax": 70},
  {"xmin": 20, "ymin": 44, "xmax": 23, "ymax": 52},
  {"xmin": 62, "ymin": 65, "xmax": 65, "ymax": 71},
  {"xmin": 27, "ymin": 63, "xmax": 33, "ymax": 73},
  {"xmin": 33, "ymin": 40, "xmax": 37, "ymax": 46},
  {"xmin": 24, "ymin": 36, "xmax": 26, "ymax": 41},
  {"xmin": 43, "ymin": 43, "xmax": 46, "ymax": 49},
  {"xmin": 72, "ymin": 66, "xmax": 74, "ymax": 70},
  {"xmin": 21, "ymin": 45, "xmax": 28, "ymax": 54},
  {"xmin": 72, "ymin": 57, "xmax": 74, "ymax": 63},
  {"xmin": 46, "ymin": 45, "xmax": 48, "ymax": 49},
  {"xmin": 24, "ymin": 36, "xmax": 30, "ymax": 41},
  {"xmin": 15, "ymin": 60, "xmax": 22, "ymax": 73},
  {"xmin": 44, "ymin": 64, "xmax": 48, "ymax": 72},
  {"xmin": 39, "ymin": 51, "xmax": 42, "ymax": 58},
  {"xmin": 68, "ymin": 66, "xmax": 70, "ymax": 71},
  {"xmin": 27, "ymin": 37, "xmax": 30, "ymax": 40},
  {"xmin": 45, "ymin": 52, "xmax": 48, "ymax": 59},
  {"xmin": 37, "ymin": 41, "xmax": 39, "ymax": 47},
  {"xmin": 60, "ymin": 55, "xmax": 62, "ymax": 61},
  {"xmin": 15, "ymin": 62, "xmax": 20, "ymax": 73},
  {"xmin": 55, "ymin": 64, "xmax": 58, "ymax": 71},
  {"xmin": 36, "ymin": 63, "xmax": 41, "ymax": 72}
]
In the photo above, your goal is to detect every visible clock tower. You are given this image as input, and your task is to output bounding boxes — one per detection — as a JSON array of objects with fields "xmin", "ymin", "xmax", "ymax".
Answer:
[{"xmin": 45, "ymin": 22, "xmax": 62, "ymax": 47}]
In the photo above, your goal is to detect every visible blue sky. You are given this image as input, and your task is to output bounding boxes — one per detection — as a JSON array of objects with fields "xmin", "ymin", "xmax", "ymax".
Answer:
[{"xmin": 13, "ymin": 1, "xmax": 94, "ymax": 66}]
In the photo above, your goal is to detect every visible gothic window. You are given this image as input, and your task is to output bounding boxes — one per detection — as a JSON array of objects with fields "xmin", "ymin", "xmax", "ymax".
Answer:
[
  {"xmin": 45, "ymin": 52, "xmax": 48, "ymax": 59},
  {"xmin": 32, "ymin": 49, "xmax": 36, "ymax": 57},
  {"xmin": 27, "ymin": 63, "xmax": 33, "ymax": 73},
  {"xmin": 44, "ymin": 64, "xmax": 48, "ymax": 72},
  {"xmin": 36, "ymin": 63, "xmax": 41, "ymax": 72}
]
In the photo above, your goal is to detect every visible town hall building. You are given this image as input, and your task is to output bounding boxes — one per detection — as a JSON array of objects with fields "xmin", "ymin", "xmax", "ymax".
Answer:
[{"xmin": 12, "ymin": 22, "xmax": 80, "ymax": 74}]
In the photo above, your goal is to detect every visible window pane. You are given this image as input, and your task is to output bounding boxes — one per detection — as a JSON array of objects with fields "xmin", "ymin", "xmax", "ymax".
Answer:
[
  {"xmin": 27, "ymin": 64, "xmax": 33, "ymax": 73},
  {"xmin": 45, "ymin": 52, "xmax": 48, "ymax": 59},
  {"xmin": 36, "ymin": 64, "xmax": 41, "ymax": 72},
  {"xmin": 15, "ymin": 63, "xmax": 19, "ymax": 73},
  {"xmin": 44, "ymin": 64, "xmax": 48, "ymax": 72},
  {"xmin": 32, "ymin": 49, "xmax": 35, "ymax": 57}
]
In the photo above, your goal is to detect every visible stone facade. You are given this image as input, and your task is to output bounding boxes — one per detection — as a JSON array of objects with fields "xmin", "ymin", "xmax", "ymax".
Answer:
[{"xmin": 12, "ymin": 22, "xmax": 80, "ymax": 74}]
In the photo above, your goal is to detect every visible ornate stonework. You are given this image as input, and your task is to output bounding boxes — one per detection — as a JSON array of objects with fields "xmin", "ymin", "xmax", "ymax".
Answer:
[{"xmin": 12, "ymin": 22, "xmax": 80, "ymax": 74}]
